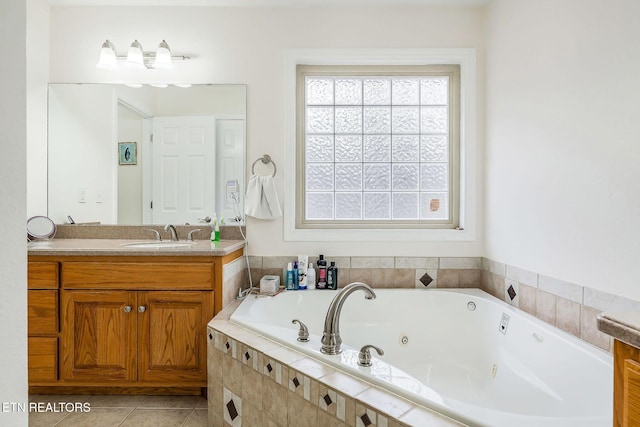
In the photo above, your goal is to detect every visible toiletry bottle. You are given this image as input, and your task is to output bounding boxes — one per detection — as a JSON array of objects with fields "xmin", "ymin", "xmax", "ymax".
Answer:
[
  {"xmin": 285, "ymin": 263, "xmax": 294, "ymax": 290},
  {"xmin": 307, "ymin": 263, "xmax": 316, "ymax": 290},
  {"xmin": 210, "ymin": 224, "xmax": 216, "ymax": 242},
  {"xmin": 293, "ymin": 261, "xmax": 299, "ymax": 290},
  {"xmin": 297, "ymin": 255, "xmax": 308, "ymax": 290},
  {"xmin": 298, "ymin": 261, "xmax": 307, "ymax": 291},
  {"xmin": 327, "ymin": 261, "xmax": 338, "ymax": 290},
  {"xmin": 317, "ymin": 254, "xmax": 327, "ymax": 289}
]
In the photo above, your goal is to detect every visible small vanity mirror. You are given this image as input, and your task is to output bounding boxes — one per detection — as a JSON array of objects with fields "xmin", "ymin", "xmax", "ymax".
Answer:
[
  {"xmin": 47, "ymin": 83, "xmax": 246, "ymax": 226},
  {"xmin": 27, "ymin": 216, "xmax": 57, "ymax": 240}
]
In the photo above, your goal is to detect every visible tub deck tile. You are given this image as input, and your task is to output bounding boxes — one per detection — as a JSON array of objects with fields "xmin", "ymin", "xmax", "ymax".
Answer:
[
  {"xmin": 399, "ymin": 406, "xmax": 467, "ymax": 427},
  {"xmin": 263, "ymin": 344, "xmax": 306, "ymax": 365},
  {"xmin": 290, "ymin": 356, "xmax": 337, "ymax": 380},
  {"xmin": 355, "ymin": 387, "xmax": 414, "ymax": 420},
  {"xmin": 321, "ymin": 371, "xmax": 371, "ymax": 397}
]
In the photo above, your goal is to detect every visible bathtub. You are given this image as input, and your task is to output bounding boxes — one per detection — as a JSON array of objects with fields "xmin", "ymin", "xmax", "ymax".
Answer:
[{"xmin": 230, "ymin": 288, "xmax": 612, "ymax": 427}]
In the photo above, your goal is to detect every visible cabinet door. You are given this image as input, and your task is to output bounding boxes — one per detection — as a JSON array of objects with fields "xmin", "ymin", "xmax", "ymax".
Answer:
[
  {"xmin": 61, "ymin": 290, "xmax": 136, "ymax": 382},
  {"xmin": 138, "ymin": 291, "xmax": 214, "ymax": 383}
]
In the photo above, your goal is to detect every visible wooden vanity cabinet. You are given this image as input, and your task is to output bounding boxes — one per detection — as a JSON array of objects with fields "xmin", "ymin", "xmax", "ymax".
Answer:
[
  {"xmin": 27, "ymin": 262, "xmax": 59, "ymax": 383},
  {"xmin": 614, "ymin": 339, "xmax": 640, "ymax": 427},
  {"xmin": 28, "ymin": 249, "xmax": 242, "ymax": 393},
  {"xmin": 59, "ymin": 256, "xmax": 215, "ymax": 387},
  {"xmin": 61, "ymin": 289, "xmax": 213, "ymax": 384}
]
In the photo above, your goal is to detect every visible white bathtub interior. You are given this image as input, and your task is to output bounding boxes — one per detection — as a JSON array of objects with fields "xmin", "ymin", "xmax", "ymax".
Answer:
[{"xmin": 230, "ymin": 288, "xmax": 612, "ymax": 427}]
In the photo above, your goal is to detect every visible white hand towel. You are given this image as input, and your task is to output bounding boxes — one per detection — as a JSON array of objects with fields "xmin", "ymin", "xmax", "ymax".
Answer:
[{"xmin": 244, "ymin": 174, "xmax": 282, "ymax": 220}]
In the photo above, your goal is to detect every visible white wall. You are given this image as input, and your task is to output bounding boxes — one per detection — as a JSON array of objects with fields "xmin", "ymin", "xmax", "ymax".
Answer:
[
  {"xmin": 46, "ymin": 5, "xmax": 485, "ymax": 257},
  {"xmin": 26, "ymin": 0, "xmax": 49, "ymax": 218},
  {"xmin": 0, "ymin": 0, "xmax": 28, "ymax": 424},
  {"xmin": 484, "ymin": 0, "xmax": 640, "ymax": 301}
]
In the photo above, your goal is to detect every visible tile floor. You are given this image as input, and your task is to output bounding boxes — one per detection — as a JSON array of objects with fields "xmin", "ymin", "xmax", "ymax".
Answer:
[{"xmin": 28, "ymin": 395, "xmax": 209, "ymax": 427}]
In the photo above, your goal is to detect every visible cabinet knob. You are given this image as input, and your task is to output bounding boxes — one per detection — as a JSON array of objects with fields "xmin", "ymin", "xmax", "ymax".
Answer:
[
  {"xmin": 124, "ymin": 305, "xmax": 132, "ymax": 313},
  {"xmin": 138, "ymin": 305, "xmax": 146, "ymax": 313}
]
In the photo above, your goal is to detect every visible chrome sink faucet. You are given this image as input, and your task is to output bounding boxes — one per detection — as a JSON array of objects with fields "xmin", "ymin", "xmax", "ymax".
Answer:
[
  {"xmin": 320, "ymin": 282, "xmax": 376, "ymax": 355},
  {"xmin": 164, "ymin": 224, "xmax": 179, "ymax": 241}
]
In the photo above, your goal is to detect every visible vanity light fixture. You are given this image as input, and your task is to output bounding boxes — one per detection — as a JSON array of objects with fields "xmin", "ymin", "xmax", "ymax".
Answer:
[{"xmin": 96, "ymin": 39, "xmax": 189, "ymax": 70}]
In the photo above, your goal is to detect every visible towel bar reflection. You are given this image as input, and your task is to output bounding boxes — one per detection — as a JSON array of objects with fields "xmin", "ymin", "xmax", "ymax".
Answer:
[{"xmin": 251, "ymin": 154, "xmax": 277, "ymax": 177}]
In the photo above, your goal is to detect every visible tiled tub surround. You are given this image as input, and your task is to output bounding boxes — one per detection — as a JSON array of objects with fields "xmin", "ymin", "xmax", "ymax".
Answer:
[
  {"xmin": 242, "ymin": 255, "xmax": 637, "ymax": 353},
  {"xmin": 208, "ymin": 318, "xmax": 464, "ymax": 427}
]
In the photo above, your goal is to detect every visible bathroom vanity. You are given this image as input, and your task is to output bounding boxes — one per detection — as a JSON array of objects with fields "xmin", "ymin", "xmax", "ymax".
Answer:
[
  {"xmin": 27, "ymin": 238, "xmax": 243, "ymax": 394},
  {"xmin": 597, "ymin": 312, "xmax": 640, "ymax": 427}
]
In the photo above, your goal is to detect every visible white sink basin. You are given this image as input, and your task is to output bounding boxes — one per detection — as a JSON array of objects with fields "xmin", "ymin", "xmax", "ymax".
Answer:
[{"xmin": 121, "ymin": 241, "xmax": 197, "ymax": 249}]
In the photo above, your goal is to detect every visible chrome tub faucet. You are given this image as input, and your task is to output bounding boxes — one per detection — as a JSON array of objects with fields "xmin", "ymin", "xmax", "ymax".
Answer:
[{"xmin": 320, "ymin": 282, "xmax": 376, "ymax": 355}]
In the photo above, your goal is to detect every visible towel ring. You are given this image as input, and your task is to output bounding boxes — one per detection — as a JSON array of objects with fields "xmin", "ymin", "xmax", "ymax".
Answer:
[{"xmin": 251, "ymin": 154, "xmax": 277, "ymax": 177}]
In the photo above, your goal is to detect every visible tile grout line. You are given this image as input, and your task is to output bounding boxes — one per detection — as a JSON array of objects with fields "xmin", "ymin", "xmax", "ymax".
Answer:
[{"xmin": 114, "ymin": 407, "xmax": 137, "ymax": 427}]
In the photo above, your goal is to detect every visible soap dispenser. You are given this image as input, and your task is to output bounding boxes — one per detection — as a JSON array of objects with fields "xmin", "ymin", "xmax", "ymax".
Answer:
[{"xmin": 211, "ymin": 214, "xmax": 220, "ymax": 241}]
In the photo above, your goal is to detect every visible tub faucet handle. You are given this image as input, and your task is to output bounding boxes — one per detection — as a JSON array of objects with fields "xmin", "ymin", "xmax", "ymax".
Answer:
[
  {"xmin": 291, "ymin": 319, "xmax": 310, "ymax": 342},
  {"xmin": 358, "ymin": 344, "xmax": 384, "ymax": 367}
]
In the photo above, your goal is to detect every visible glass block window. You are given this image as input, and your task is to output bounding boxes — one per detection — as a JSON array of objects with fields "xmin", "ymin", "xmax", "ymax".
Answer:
[{"xmin": 297, "ymin": 65, "xmax": 460, "ymax": 228}]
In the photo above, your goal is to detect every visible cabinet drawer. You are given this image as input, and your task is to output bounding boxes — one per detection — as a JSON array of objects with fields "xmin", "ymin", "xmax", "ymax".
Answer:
[
  {"xmin": 28, "ymin": 290, "xmax": 59, "ymax": 335},
  {"xmin": 28, "ymin": 262, "xmax": 59, "ymax": 289},
  {"xmin": 28, "ymin": 337, "xmax": 58, "ymax": 382},
  {"xmin": 61, "ymin": 262, "xmax": 214, "ymax": 290}
]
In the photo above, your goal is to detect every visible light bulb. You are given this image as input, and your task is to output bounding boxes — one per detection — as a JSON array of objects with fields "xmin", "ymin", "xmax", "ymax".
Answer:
[
  {"xmin": 96, "ymin": 40, "xmax": 118, "ymax": 69},
  {"xmin": 152, "ymin": 40, "xmax": 173, "ymax": 69},
  {"xmin": 126, "ymin": 40, "xmax": 146, "ymax": 69}
]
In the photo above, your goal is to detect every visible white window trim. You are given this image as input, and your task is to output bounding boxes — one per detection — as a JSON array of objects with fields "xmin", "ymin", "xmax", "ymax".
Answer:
[{"xmin": 284, "ymin": 48, "xmax": 477, "ymax": 242}]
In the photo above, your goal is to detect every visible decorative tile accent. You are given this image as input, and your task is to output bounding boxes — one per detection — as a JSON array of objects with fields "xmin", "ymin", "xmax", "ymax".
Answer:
[
  {"xmin": 419, "ymin": 272, "xmax": 433, "ymax": 287},
  {"xmin": 223, "ymin": 388, "xmax": 242, "ymax": 427},
  {"xmin": 324, "ymin": 394, "xmax": 333, "ymax": 406},
  {"xmin": 226, "ymin": 400, "xmax": 239, "ymax": 420},
  {"xmin": 318, "ymin": 385, "xmax": 338, "ymax": 415},
  {"xmin": 291, "ymin": 376, "xmax": 301, "ymax": 390},
  {"xmin": 415, "ymin": 269, "xmax": 438, "ymax": 288},
  {"xmin": 504, "ymin": 278, "xmax": 519, "ymax": 308},
  {"xmin": 360, "ymin": 413, "xmax": 373, "ymax": 427}
]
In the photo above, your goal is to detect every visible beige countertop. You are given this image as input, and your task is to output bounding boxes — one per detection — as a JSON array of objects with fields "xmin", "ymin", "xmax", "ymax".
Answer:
[
  {"xmin": 597, "ymin": 311, "xmax": 640, "ymax": 349},
  {"xmin": 28, "ymin": 238, "xmax": 245, "ymax": 257}
]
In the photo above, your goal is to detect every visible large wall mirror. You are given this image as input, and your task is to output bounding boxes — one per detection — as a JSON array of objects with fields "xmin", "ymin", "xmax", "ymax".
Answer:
[{"xmin": 48, "ymin": 84, "xmax": 246, "ymax": 226}]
